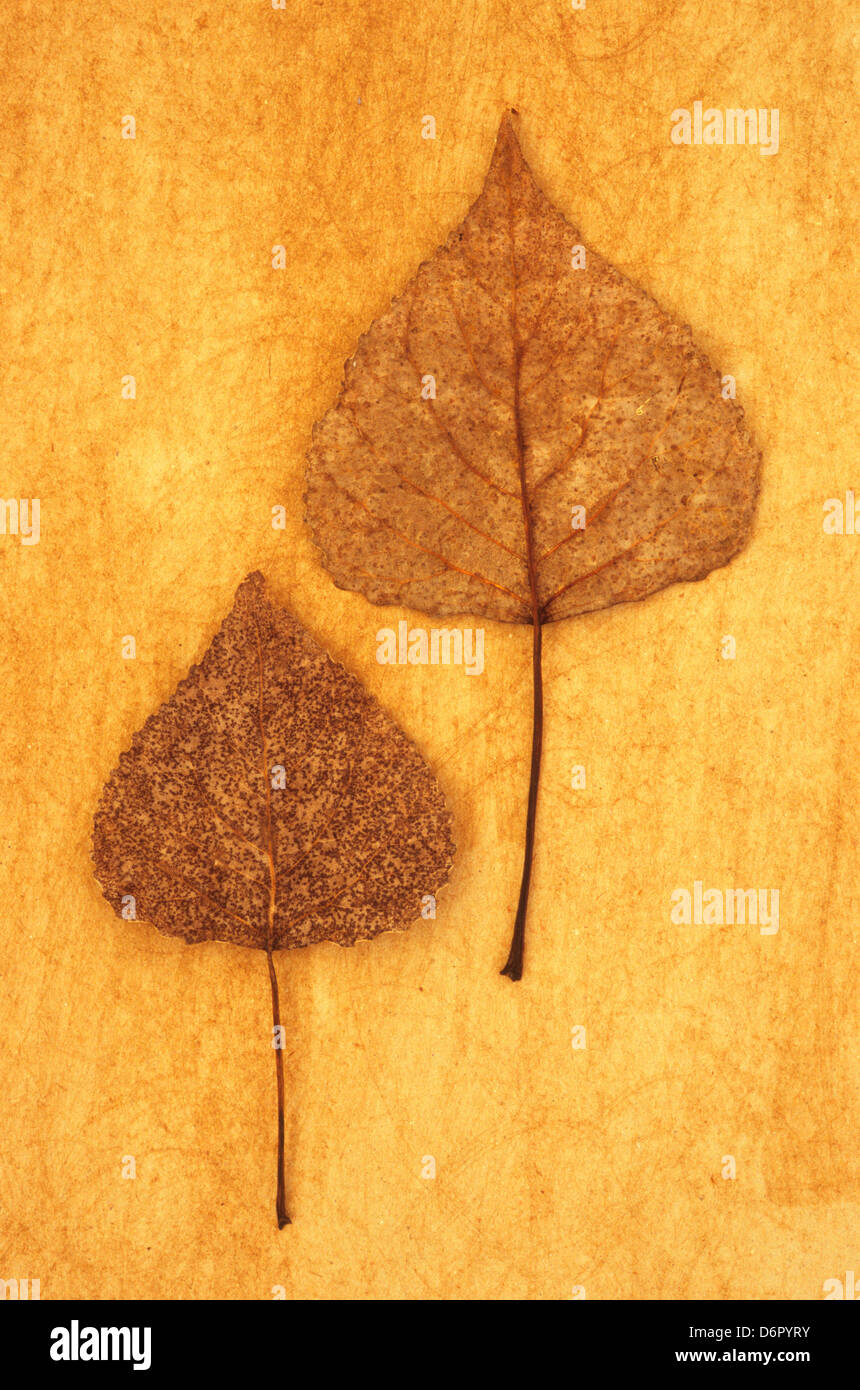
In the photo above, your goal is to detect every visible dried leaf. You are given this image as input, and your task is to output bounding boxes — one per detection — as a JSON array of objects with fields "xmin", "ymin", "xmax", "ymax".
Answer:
[
  {"xmin": 92, "ymin": 571, "xmax": 454, "ymax": 1225},
  {"xmin": 305, "ymin": 112, "xmax": 761, "ymax": 978}
]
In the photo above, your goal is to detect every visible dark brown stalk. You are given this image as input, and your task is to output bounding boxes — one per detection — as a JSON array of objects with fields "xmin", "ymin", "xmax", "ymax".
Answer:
[
  {"xmin": 266, "ymin": 946, "xmax": 290, "ymax": 1228},
  {"xmin": 500, "ymin": 613, "xmax": 543, "ymax": 980},
  {"xmin": 255, "ymin": 618, "xmax": 289, "ymax": 1226},
  {"xmin": 501, "ymin": 214, "xmax": 544, "ymax": 981}
]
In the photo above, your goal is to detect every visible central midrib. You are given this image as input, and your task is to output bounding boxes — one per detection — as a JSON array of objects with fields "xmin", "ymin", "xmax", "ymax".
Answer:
[
  {"xmin": 252, "ymin": 613, "xmax": 278, "ymax": 951},
  {"xmin": 507, "ymin": 176, "xmax": 541, "ymax": 628}
]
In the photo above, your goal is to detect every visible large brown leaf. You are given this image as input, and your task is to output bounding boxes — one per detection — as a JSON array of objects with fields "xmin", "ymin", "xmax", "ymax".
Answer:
[
  {"xmin": 92, "ymin": 571, "xmax": 454, "ymax": 1225},
  {"xmin": 305, "ymin": 112, "xmax": 761, "ymax": 978}
]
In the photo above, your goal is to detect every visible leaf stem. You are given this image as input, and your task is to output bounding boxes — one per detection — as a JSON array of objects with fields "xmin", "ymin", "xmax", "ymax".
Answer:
[
  {"xmin": 503, "ymin": 172, "xmax": 544, "ymax": 982},
  {"xmin": 266, "ymin": 945, "xmax": 290, "ymax": 1228},
  {"xmin": 500, "ymin": 613, "xmax": 543, "ymax": 981}
]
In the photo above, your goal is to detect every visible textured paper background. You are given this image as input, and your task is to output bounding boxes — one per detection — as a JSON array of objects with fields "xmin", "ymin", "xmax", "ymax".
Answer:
[{"xmin": 1, "ymin": 0, "xmax": 857, "ymax": 1300}]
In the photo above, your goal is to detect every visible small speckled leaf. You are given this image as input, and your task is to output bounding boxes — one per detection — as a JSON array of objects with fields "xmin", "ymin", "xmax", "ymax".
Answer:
[
  {"xmin": 93, "ymin": 571, "xmax": 454, "ymax": 951},
  {"xmin": 305, "ymin": 112, "xmax": 761, "ymax": 978},
  {"xmin": 92, "ymin": 572, "xmax": 454, "ymax": 1227}
]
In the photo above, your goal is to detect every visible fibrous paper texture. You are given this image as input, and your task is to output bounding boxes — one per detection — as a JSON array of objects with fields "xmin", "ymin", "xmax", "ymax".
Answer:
[{"xmin": 0, "ymin": 0, "xmax": 856, "ymax": 1301}]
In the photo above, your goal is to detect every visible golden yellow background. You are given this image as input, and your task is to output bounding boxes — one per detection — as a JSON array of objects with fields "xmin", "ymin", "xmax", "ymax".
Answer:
[{"xmin": 1, "ymin": 0, "xmax": 857, "ymax": 1300}]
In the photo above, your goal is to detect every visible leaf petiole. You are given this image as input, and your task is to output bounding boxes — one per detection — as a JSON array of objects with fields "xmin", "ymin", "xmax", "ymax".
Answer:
[
  {"xmin": 500, "ymin": 614, "xmax": 544, "ymax": 981},
  {"xmin": 266, "ymin": 945, "xmax": 290, "ymax": 1228}
]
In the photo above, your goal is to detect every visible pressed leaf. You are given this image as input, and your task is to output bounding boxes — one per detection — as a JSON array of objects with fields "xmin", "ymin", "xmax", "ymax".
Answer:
[
  {"xmin": 305, "ymin": 112, "xmax": 761, "ymax": 978},
  {"xmin": 92, "ymin": 571, "xmax": 454, "ymax": 1225}
]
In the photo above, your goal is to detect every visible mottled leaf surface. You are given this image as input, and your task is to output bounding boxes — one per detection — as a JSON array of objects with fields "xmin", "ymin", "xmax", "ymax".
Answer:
[
  {"xmin": 305, "ymin": 113, "xmax": 760, "ymax": 625},
  {"xmin": 304, "ymin": 112, "xmax": 761, "ymax": 980},
  {"xmin": 93, "ymin": 572, "xmax": 454, "ymax": 952}
]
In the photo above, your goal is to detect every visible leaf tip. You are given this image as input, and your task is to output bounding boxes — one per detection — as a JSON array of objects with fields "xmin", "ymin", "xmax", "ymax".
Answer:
[
  {"xmin": 496, "ymin": 108, "xmax": 521, "ymax": 145},
  {"xmin": 234, "ymin": 569, "xmax": 269, "ymax": 612},
  {"xmin": 487, "ymin": 109, "xmax": 527, "ymax": 185}
]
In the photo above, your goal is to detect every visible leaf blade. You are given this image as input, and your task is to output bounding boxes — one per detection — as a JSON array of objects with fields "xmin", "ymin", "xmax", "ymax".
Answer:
[
  {"xmin": 305, "ymin": 112, "xmax": 761, "ymax": 624},
  {"xmin": 92, "ymin": 572, "xmax": 455, "ymax": 952}
]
